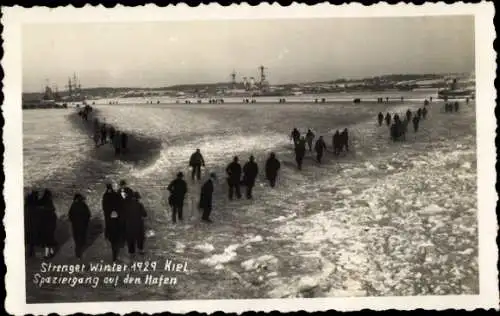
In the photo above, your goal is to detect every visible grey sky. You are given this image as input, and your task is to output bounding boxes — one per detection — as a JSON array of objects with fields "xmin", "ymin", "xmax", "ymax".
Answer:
[{"xmin": 22, "ymin": 16, "xmax": 474, "ymax": 92}]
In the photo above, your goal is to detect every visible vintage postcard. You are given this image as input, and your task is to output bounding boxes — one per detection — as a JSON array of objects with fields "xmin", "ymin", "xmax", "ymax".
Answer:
[{"xmin": 2, "ymin": 2, "xmax": 498, "ymax": 315}]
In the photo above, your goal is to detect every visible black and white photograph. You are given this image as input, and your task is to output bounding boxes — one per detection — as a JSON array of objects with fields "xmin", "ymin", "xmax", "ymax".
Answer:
[{"xmin": 3, "ymin": 3, "xmax": 498, "ymax": 314}]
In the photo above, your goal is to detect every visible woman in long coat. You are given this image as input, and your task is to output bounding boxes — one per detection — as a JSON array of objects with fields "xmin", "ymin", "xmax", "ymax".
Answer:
[
  {"xmin": 124, "ymin": 192, "xmax": 147, "ymax": 255},
  {"xmin": 24, "ymin": 190, "xmax": 40, "ymax": 257},
  {"xmin": 39, "ymin": 189, "xmax": 57, "ymax": 258},
  {"xmin": 68, "ymin": 193, "xmax": 91, "ymax": 258}
]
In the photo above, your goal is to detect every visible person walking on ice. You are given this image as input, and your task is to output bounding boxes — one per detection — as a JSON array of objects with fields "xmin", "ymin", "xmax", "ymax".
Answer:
[{"xmin": 189, "ymin": 149, "xmax": 205, "ymax": 181}]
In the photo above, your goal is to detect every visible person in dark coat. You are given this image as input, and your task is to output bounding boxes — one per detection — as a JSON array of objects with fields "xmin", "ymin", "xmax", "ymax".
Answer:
[
  {"xmin": 68, "ymin": 194, "xmax": 91, "ymax": 258},
  {"xmin": 102, "ymin": 183, "xmax": 120, "ymax": 241},
  {"xmin": 121, "ymin": 132, "xmax": 128, "ymax": 153},
  {"xmin": 412, "ymin": 115, "xmax": 420, "ymax": 133},
  {"xmin": 332, "ymin": 130, "xmax": 341, "ymax": 156},
  {"xmin": 424, "ymin": 99, "xmax": 429, "ymax": 106},
  {"xmin": 377, "ymin": 112, "xmax": 384, "ymax": 126},
  {"xmin": 25, "ymin": 190, "xmax": 40, "ymax": 257},
  {"xmin": 385, "ymin": 113, "xmax": 391, "ymax": 126},
  {"xmin": 109, "ymin": 126, "xmax": 116, "ymax": 142},
  {"xmin": 294, "ymin": 137, "xmax": 306, "ymax": 170},
  {"xmin": 189, "ymin": 149, "xmax": 205, "ymax": 181},
  {"xmin": 39, "ymin": 189, "xmax": 57, "ymax": 258},
  {"xmin": 406, "ymin": 109, "xmax": 412, "ymax": 122},
  {"xmin": 314, "ymin": 136, "xmax": 327, "ymax": 163},
  {"xmin": 242, "ymin": 155, "xmax": 259, "ymax": 199},
  {"xmin": 113, "ymin": 131, "xmax": 121, "ymax": 155},
  {"xmin": 340, "ymin": 128, "xmax": 349, "ymax": 152},
  {"xmin": 422, "ymin": 107, "xmax": 428, "ymax": 119},
  {"xmin": 124, "ymin": 192, "xmax": 147, "ymax": 255},
  {"xmin": 199, "ymin": 173, "xmax": 216, "ymax": 223},
  {"xmin": 93, "ymin": 129, "xmax": 101, "ymax": 147},
  {"xmin": 265, "ymin": 152, "xmax": 281, "ymax": 188},
  {"xmin": 305, "ymin": 129, "xmax": 315, "ymax": 152},
  {"xmin": 466, "ymin": 97, "xmax": 469, "ymax": 104},
  {"xmin": 454, "ymin": 101, "xmax": 459, "ymax": 112},
  {"xmin": 107, "ymin": 203, "xmax": 123, "ymax": 262},
  {"xmin": 167, "ymin": 172, "xmax": 188, "ymax": 223},
  {"xmin": 290, "ymin": 128, "xmax": 300, "ymax": 146},
  {"xmin": 417, "ymin": 108, "xmax": 422, "ymax": 119},
  {"xmin": 93, "ymin": 118, "xmax": 100, "ymax": 132},
  {"xmin": 226, "ymin": 156, "xmax": 242, "ymax": 200},
  {"xmin": 100, "ymin": 124, "xmax": 107, "ymax": 145}
]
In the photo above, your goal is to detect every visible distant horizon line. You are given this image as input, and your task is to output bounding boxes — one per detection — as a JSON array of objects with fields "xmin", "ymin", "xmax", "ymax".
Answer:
[{"xmin": 23, "ymin": 71, "xmax": 474, "ymax": 94}]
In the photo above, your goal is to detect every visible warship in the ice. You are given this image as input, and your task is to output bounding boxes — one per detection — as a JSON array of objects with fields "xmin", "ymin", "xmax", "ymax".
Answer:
[{"xmin": 437, "ymin": 77, "xmax": 475, "ymax": 100}]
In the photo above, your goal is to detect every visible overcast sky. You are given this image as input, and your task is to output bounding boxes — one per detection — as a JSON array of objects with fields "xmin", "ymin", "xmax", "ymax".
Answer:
[{"xmin": 22, "ymin": 16, "xmax": 474, "ymax": 92}]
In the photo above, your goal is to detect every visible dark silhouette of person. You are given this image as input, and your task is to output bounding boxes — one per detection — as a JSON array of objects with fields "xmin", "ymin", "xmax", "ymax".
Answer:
[
  {"xmin": 417, "ymin": 108, "xmax": 422, "ymax": 119},
  {"xmin": 167, "ymin": 172, "xmax": 188, "ymax": 223},
  {"xmin": 265, "ymin": 152, "xmax": 281, "ymax": 188},
  {"xmin": 377, "ymin": 112, "xmax": 384, "ymax": 126},
  {"xmin": 102, "ymin": 182, "xmax": 125, "ymax": 261},
  {"xmin": 332, "ymin": 130, "xmax": 341, "ymax": 156},
  {"xmin": 401, "ymin": 96, "xmax": 404, "ymax": 102},
  {"xmin": 290, "ymin": 128, "xmax": 300, "ymax": 146},
  {"xmin": 93, "ymin": 129, "xmax": 101, "ymax": 147},
  {"xmin": 385, "ymin": 113, "xmax": 391, "ymax": 126},
  {"xmin": 39, "ymin": 189, "xmax": 57, "ymax": 258},
  {"xmin": 466, "ymin": 97, "xmax": 469, "ymax": 104},
  {"xmin": 422, "ymin": 107, "xmax": 428, "ymax": 119},
  {"xmin": 226, "ymin": 156, "xmax": 242, "ymax": 200},
  {"xmin": 406, "ymin": 109, "xmax": 412, "ymax": 122},
  {"xmin": 68, "ymin": 193, "xmax": 91, "ymax": 258},
  {"xmin": 412, "ymin": 116, "xmax": 420, "ymax": 133},
  {"xmin": 243, "ymin": 155, "xmax": 259, "ymax": 199},
  {"xmin": 340, "ymin": 128, "xmax": 349, "ymax": 152},
  {"xmin": 121, "ymin": 132, "xmax": 128, "ymax": 153},
  {"xmin": 454, "ymin": 102, "xmax": 459, "ymax": 112},
  {"xmin": 109, "ymin": 126, "xmax": 116, "ymax": 142},
  {"xmin": 124, "ymin": 191, "xmax": 147, "ymax": 255},
  {"xmin": 113, "ymin": 131, "xmax": 121, "ymax": 155},
  {"xmin": 93, "ymin": 118, "xmax": 100, "ymax": 132},
  {"xmin": 189, "ymin": 149, "xmax": 205, "ymax": 181},
  {"xmin": 25, "ymin": 190, "xmax": 40, "ymax": 257},
  {"xmin": 390, "ymin": 123, "xmax": 398, "ymax": 141},
  {"xmin": 386, "ymin": 97, "xmax": 389, "ymax": 103},
  {"xmin": 102, "ymin": 183, "xmax": 120, "ymax": 241},
  {"xmin": 199, "ymin": 173, "xmax": 216, "ymax": 223},
  {"xmin": 394, "ymin": 114, "xmax": 400, "ymax": 123},
  {"xmin": 295, "ymin": 137, "xmax": 306, "ymax": 170},
  {"xmin": 430, "ymin": 96, "xmax": 433, "ymax": 102},
  {"xmin": 100, "ymin": 124, "xmax": 107, "ymax": 145},
  {"xmin": 314, "ymin": 136, "xmax": 327, "ymax": 163},
  {"xmin": 424, "ymin": 99, "xmax": 429, "ymax": 106},
  {"xmin": 305, "ymin": 129, "xmax": 315, "ymax": 152}
]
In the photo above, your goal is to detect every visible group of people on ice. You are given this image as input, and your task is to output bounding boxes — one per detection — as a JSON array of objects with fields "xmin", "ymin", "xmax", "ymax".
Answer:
[
  {"xmin": 444, "ymin": 101, "xmax": 461, "ymax": 113},
  {"xmin": 377, "ymin": 101, "xmax": 432, "ymax": 142},
  {"xmin": 77, "ymin": 105, "xmax": 130, "ymax": 156},
  {"xmin": 290, "ymin": 127, "xmax": 349, "ymax": 170},
  {"xmin": 167, "ymin": 149, "xmax": 282, "ymax": 224},
  {"xmin": 91, "ymin": 117, "xmax": 130, "ymax": 155},
  {"xmin": 25, "ymin": 180, "xmax": 148, "ymax": 261}
]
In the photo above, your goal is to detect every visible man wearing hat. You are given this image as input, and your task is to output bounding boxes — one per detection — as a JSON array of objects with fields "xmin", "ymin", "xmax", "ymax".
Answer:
[
  {"xmin": 167, "ymin": 172, "xmax": 188, "ymax": 223},
  {"xmin": 199, "ymin": 172, "xmax": 216, "ymax": 223}
]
